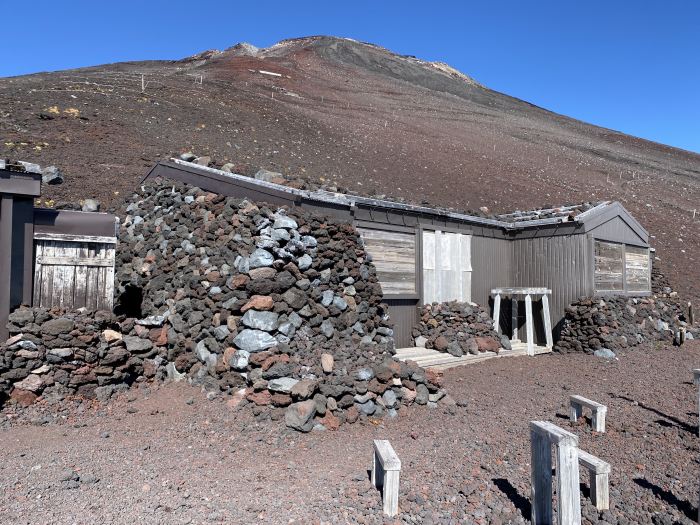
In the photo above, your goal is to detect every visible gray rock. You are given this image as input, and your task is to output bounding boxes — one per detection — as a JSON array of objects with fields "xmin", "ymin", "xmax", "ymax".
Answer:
[
  {"xmin": 285, "ymin": 400, "xmax": 316, "ymax": 432},
  {"xmin": 165, "ymin": 362, "xmax": 186, "ymax": 382},
  {"xmin": 446, "ymin": 341, "xmax": 463, "ymax": 357},
  {"xmin": 414, "ymin": 335, "xmax": 428, "ymax": 348},
  {"xmin": 8, "ymin": 308, "xmax": 34, "ymax": 325},
  {"xmin": 195, "ymin": 341, "xmax": 218, "ymax": 370},
  {"xmin": 321, "ymin": 290, "xmax": 334, "ymax": 307},
  {"xmin": 194, "ymin": 155, "xmax": 211, "ymax": 166},
  {"xmin": 241, "ymin": 310, "xmax": 279, "ymax": 331},
  {"xmin": 41, "ymin": 165, "xmax": 64, "ymax": 185},
  {"xmin": 48, "ymin": 348, "xmax": 74, "ymax": 359},
  {"xmin": 180, "ymin": 152, "xmax": 197, "ymax": 161},
  {"xmin": 123, "ymin": 336, "xmax": 153, "ymax": 353},
  {"xmin": 229, "ymin": 349, "xmax": 250, "ymax": 370},
  {"xmin": 271, "ymin": 228, "xmax": 290, "ymax": 242},
  {"xmin": 357, "ymin": 400, "xmax": 376, "ymax": 415},
  {"xmin": 356, "ymin": 368, "xmax": 374, "ymax": 381},
  {"xmin": 248, "ymin": 249, "xmax": 274, "ymax": 269},
  {"xmin": 136, "ymin": 315, "xmax": 166, "ymax": 327},
  {"xmin": 282, "ymin": 288, "xmax": 307, "ymax": 309},
  {"xmin": 301, "ymin": 235, "xmax": 317, "ymax": 248},
  {"xmin": 382, "ymin": 390, "xmax": 397, "ymax": 408},
  {"xmin": 233, "ymin": 329, "xmax": 278, "ymax": 352},
  {"xmin": 272, "ymin": 213, "xmax": 298, "ymax": 230},
  {"xmin": 297, "ymin": 254, "xmax": 313, "ymax": 271},
  {"xmin": 594, "ymin": 348, "xmax": 617, "ymax": 360},
  {"xmin": 415, "ymin": 384, "xmax": 429, "ymax": 405},
  {"xmin": 254, "ymin": 168, "xmax": 283, "ymax": 182},
  {"xmin": 81, "ymin": 199, "xmax": 100, "ymax": 212},
  {"xmin": 320, "ymin": 319, "xmax": 335, "ymax": 338},
  {"xmin": 41, "ymin": 318, "xmax": 75, "ymax": 336},
  {"xmin": 332, "ymin": 296, "xmax": 348, "ymax": 311},
  {"xmin": 213, "ymin": 325, "xmax": 230, "ymax": 341},
  {"xmin": 277, "ymin": 322, "xmax": 295, "ymax": 337},
  {"xmin": 268, "ymin": 377, "xmax": 299, "ymax": 393},
  {"xmin": 500, "ymin": 335, "xmax": 512, "ymax": 351},
  {"xmin": 288, "ymin": 312, "xmax": 303, "ymax": 328}
]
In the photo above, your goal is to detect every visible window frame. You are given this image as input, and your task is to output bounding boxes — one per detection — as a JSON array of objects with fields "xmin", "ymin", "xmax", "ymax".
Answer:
[{"xmin": 592, "ymin": 238, "xmax": 651, "ymax": 295}]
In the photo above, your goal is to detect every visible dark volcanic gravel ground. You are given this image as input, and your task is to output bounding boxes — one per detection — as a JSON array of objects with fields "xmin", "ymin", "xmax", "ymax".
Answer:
[{"xmin": 2, "ymin": 343, "xmax": 700, "ymax": 524}]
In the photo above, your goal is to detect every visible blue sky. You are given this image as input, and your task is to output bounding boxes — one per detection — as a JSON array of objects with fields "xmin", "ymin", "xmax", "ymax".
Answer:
[{"xmin": 3, "ymin": 1, "xmax": 699, "ymax": 153}]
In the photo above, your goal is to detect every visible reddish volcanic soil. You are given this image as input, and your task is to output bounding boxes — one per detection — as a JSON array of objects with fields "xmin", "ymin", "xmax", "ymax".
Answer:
[
  {"xmin": 2, "ymin": 342, "xmax": 700, "ymax": 524},
  {"xmin": 1, "ymin": 36, "xmax": 699, "ymax": 298}
]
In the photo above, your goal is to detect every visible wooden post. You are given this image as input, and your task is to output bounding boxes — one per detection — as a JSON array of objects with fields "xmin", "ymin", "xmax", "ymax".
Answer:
[
  {"xmin": 530, "ymin": 421, "xmax": 581, "ymax": 525},
  {"xmin": 689, "ymin": 302, "xmax": 694, "ymax": 326},
  {"xmin": 530, "ymin": 425, "xmax": 553, "ymax": 524},
  {"xmin": 372, "ymin": 440, "xmax": 401, "ymax": 517},
  {"xmin": 525, "ymin": 294, "xmax": 534, "ymax": 356},
  {"xmin": 590, "ymin": 470, "xmax": 610, "ymax": 511},
  {"xmin": 512, "ymin": 296, "xmax": 519, "ymax": 342},
  {"xmin": 542, "ymin": 293, "xmax": 553, "ymax": 349},
  {"xmin": 493, "ymin": 293, "xmax": 501, "ymax": 334}
]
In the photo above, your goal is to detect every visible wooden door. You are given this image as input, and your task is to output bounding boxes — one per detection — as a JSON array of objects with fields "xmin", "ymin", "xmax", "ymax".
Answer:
[{"xmin": 33, "ymin": 234, "xmax": 116, "ymax": 311}]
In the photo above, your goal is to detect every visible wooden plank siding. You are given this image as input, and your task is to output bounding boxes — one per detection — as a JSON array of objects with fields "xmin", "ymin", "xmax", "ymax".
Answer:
[
  {"xmin": 33, "ymin": 238, "xmax": 116, "ymax": 310},
  {"xmin": 356, "ymin": 227, "xmax": 417, "ymax": 295}
]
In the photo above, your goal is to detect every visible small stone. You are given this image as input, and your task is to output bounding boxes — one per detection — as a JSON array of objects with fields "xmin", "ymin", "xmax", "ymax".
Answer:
[
  {"xmin": 285, "ymin": 400, "xmax": 316, "ymax": 432},
  {"xmin": 321, "ymin": 353, "xmax": 334, "ymax": 373},
  {"xmin": 268, "ymin": 377, "xmax": 299, "ymax": 394}
]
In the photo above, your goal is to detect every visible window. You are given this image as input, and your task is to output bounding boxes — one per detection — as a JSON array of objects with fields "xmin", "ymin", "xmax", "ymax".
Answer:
[
  {"xmin": 594, "ymin": 240, "xmax": 650, "ymax": 293},
  {"xmin": 356, "ymin": 227, "xmax": 416, "ymax": 295},
  {"xmin": 625, "ymin": 245, "xmax": 651, "ymax": 292},
  {"xmin": 422, "ymin": 230, "xmax": 472, "ymax": 303}
]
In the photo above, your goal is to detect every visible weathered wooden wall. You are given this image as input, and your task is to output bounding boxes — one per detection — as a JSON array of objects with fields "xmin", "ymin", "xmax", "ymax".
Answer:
[
  {"xmin": 356, "ymin": 227, "xmax": 417, "ymax": 295},
  {"xmin": 624, "ymin": 245, "xmax": 651, "ymax": 292},
  {"xmin": 33, "ymin": 236, "xmax": 116, "ymax": 311}
]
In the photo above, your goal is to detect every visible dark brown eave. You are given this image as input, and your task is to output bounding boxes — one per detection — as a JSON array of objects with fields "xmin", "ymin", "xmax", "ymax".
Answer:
[{"xmin": 33, "ymin": 208, "xmax": 118, "ymax": 239}]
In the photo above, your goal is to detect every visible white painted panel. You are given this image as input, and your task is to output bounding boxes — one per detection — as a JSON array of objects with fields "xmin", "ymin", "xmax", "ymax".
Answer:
[{"xmin": 422, "ymin": 230, "xmax": 472, "ymax": 304}]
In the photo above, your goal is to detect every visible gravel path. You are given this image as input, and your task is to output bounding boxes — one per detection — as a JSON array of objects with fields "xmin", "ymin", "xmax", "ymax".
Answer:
[{"xmin": 2, "ymin": 343, "xmax": 699, "ymax": 524}]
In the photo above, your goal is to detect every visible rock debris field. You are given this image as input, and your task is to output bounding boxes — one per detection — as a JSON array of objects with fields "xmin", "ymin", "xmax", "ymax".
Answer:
[{"xmin": 2, "ymin": 343, "xmax": 700, "ymax": 524}]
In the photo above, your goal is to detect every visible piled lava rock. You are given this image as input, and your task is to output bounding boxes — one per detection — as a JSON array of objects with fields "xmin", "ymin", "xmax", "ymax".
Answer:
[
  {"xmin": 411, "ymin": 301, "xmax": 506, "ymax": 356},
  {"xmin": 554, "ymin": 294, "xmax": 696, "ymax": 354},
  {"xmin": 109, "ymin": 179, "xmax": 443, "ymax": 429},
  {"xmin": 0, "ymin": 307, "xmax": 144, "ymax": 406}
]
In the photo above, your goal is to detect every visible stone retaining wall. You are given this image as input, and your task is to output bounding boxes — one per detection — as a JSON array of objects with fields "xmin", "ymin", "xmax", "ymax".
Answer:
[
  {"xmin": 1, "ymin": 180, "xmax": 445, "ymax": 430},
  {"xmin": 412, "ymin": 301, "xmax": 505, "ymax": 355}
]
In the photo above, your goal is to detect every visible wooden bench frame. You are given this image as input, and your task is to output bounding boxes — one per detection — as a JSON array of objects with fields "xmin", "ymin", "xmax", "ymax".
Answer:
[
  {"xmin": 569, "ymin": 395, "xmax": 607, "ymax": 433},
  {"xmin": 530, "ymin": 421, "xmax": 581, "ymax": 525},
  {"xmin": 372, "ymin": 440, "xmax": 401, "ymax": 517},
  {"xmin": 578, "ymin": 449, "xmax": 610, "ymax": 511}
]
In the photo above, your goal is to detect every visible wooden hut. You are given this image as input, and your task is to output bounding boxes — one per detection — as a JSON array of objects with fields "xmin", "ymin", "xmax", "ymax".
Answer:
[
  {"xmin": 0, "ymin": 161, "xmax": 118, "ymax": 340},
  {"xmin": 144, "ymin": 159, "xmax": 652, "ymax": 347}
]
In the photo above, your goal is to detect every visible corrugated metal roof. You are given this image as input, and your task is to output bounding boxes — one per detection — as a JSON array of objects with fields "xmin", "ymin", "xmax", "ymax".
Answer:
[{"xmin": 165, "ymin": 159, "xmax": 621, "ymax": 232}]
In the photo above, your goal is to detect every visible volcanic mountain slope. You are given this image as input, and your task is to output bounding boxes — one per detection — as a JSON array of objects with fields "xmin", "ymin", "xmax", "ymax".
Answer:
[{"xmin": 1, "ymin": 36, "xmax": 699, "ymax": 296}]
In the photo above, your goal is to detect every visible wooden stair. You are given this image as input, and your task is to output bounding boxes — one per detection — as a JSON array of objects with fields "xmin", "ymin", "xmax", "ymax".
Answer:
[{"xmin": 394, "ymin": 342, "xmax": 551, "ymax": 371}]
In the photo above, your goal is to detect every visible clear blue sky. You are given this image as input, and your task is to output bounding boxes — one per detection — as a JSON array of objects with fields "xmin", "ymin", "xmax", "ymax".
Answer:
[{"xmin": 4, "ymin": 1, "xmax": 699, "ymax": 153}]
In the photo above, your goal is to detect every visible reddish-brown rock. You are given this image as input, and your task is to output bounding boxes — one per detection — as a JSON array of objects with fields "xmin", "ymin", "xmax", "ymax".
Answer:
[
  {"xmin": 241, "ymin": 295, "xmax": 274, "ymax": 313},
  {"xmin": 475, "ymin": 336, "xmax": 500, "ymax": 353},
  {"xmin": 10, "ymin": 388, "xmax": 38, "ymax": 407},
  {"xmin": 246, "ymin": 390, "xmax": 272, "ymax": 406},
  {"xmin": 320, "ymin": 411, "xmax": 341, "ymax": 431}
]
